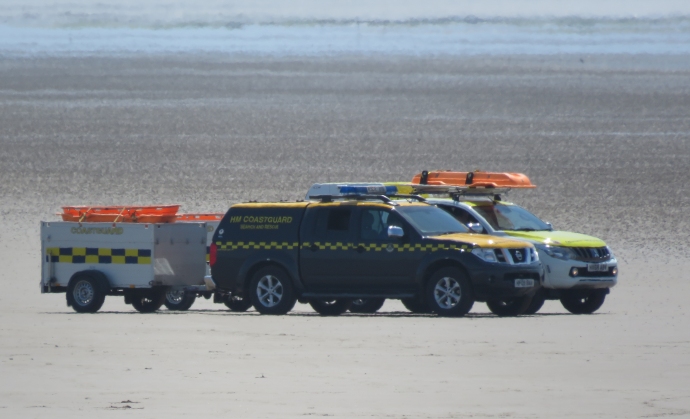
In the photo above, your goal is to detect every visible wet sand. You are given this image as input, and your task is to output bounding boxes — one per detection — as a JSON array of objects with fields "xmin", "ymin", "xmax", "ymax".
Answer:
[{"xmin": 0, "ymin": 54, "xmax": 689, "ymax": 418}]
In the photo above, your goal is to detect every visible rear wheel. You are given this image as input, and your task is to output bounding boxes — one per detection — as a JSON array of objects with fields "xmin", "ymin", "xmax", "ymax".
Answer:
[
  {"xmin": 67, "ymin": 274, "xmax": 107, "ymax": 313},
  {"xmin": 224, "ymin": 295, "xmax": 253, "ymax": 312},
  {"xmin": 131, "ymin": 289, "xmax": 166, "ymax": 313},
  {"xmin": 310, "ymin": 299, "xmax": 352, "ymax": 316},
  {"xmin": 349, "ymin": 298, "xmax": 385, "ymax": 314},
  {"xmin": 425, "ymin": 267, "xmax": 474, "ymax": 317},
  {"xmin": 164, "ymin": 289, "xmax": 196, "ymax": 311},
  {"xmin": 560, "ymin": 290, "xmax": 607, "ymax": 314},
  {"xmin": 401, "ymin": 298, "xmax": 431, "ymax": 314},
  {"xmin": 486, "ymin": 294, "xmax": 532, "ymax": 317},
  {"xmin": 249, "ymin": 266, "xmax": 297, "ymax": 315}
]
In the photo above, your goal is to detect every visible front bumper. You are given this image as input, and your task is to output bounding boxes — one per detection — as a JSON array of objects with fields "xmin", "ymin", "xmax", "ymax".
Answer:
[
  {"xmin": 540, "ymin": 253, "xmax": 618, "ymax": 289},
  {"xmin": 467, "ymin": 260, "xmax": 543, "ymax": 301}
]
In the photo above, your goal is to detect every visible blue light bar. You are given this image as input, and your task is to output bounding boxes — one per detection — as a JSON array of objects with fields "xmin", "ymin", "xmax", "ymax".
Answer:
[{"xmin": 338, "ymin": 185, "xmax": 398, "ymax": 195}]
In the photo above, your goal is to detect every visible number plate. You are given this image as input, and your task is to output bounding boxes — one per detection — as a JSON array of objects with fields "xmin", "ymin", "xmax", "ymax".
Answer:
[
  {"xmin": 587, "ymin": 263, "xmax": 608, "ymax": 272},
  {"xmin": 514, "ymin": 278, "xmax": 535, "ymax": 288}
]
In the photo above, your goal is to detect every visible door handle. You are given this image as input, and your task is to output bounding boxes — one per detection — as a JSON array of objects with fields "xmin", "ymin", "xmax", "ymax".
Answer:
[
  {"xmin": 356, "ymin": 245, "xmax": 365, "ymax": 254},
  {"xmin": 310, "ymin": 244, "xmax": 319, "ymax": 252}
]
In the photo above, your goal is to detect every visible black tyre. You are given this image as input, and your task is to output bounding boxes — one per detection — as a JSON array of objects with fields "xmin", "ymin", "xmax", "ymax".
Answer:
[
  {"xmin": 349, "ymin": 298, "xmax": 385, "ymax": 314},
  {"xmin": 224, "ymin": 295, "xmax": 253, "ymax": 312},
  {"xmin": 425, "ymin": 267, "xmax": 474, "ymax": 317},
  {"xmin": 560, "ymin": 290, "xmax": 607, "ymax": 314},
  {"xmin": 249, "ymin": 266, "xmax": 297, "ymax": 315},
  {"xmin": 131, "ymin": 289, "xmax": 166, "ymax": 313},
  {"xmin": 309, "ymin": 299, "xmax": 352, "ymax": 316},
  {"xmin": 486, "ymin": 294, "xmax": 533, "ymax": 317},
  {"xmin": 164, "ymin": 289, "xmax": 196, "ymax": 311},
  {"xmin": 66, "ymin": 273, "xmax": 107, "ymax": 313},
  {"xmin": 523, "ymin": 289, "xmax": 546, "ymax": 315},
  {"xmin": 401, "ymin": 298, "xmax": 431, "ymax": 314}
]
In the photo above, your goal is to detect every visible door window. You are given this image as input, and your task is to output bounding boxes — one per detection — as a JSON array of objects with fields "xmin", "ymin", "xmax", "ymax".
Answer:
[
  {"xmin": 313, "ymin": 208, "xmax": 353, "ymax": 238},
  {"xmin": 360, "ymin": 209, "xmax": 403, "ymax": 240}
]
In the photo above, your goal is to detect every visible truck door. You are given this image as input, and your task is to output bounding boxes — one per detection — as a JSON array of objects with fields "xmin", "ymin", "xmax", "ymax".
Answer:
[
  {"xmin": 352, "ymin": 207, "xmax": 419, "ymax": 293},
  {"xmin": 299, "ymin": 205, "xmax": 359, "ymax": 293}
]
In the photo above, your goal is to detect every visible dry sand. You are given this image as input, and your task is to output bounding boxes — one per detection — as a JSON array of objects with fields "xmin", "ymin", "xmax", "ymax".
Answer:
[{"xmin": 0, "ymin": 54, "xmax": 689, "ymax": 418}]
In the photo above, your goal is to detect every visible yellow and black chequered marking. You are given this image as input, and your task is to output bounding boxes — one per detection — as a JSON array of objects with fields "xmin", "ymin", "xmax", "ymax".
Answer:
[
  {"xmin": 216, "ymin": 241, "xmax": 299, "ymax": 251},
  {"xmin": 298, "ymin": 242, "xmax": 471, "ymax": 252},
  {"xmin": 46, "ymin": 247, "xmax": 152, "ymax": 264}
]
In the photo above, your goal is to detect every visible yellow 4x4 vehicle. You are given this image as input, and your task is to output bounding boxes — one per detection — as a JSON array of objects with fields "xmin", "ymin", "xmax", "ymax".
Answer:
[
  {"xmin": 408, "ymin": 170, "xmax": 618, "ymax": 314},
  {"xmin": 207, "ymin": 185, "xmax": 543, "ymax": 317}
]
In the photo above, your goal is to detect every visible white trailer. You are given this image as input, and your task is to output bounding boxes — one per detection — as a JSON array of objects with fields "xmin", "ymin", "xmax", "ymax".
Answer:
[{"xmin": 41, "ymin": 221, "xmax": 208, "ymax": 313}]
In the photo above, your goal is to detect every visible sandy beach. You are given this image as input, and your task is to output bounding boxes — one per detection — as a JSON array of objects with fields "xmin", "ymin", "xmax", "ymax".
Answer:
[{"xmin": 1, "ymin": 53, "xmax": 689, "ymax": 417}]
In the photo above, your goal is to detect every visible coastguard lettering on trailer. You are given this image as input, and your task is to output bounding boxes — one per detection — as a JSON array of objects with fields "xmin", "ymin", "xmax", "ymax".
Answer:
[{"xmin": 70, "ymin": 226, "xmax": 124, "ymax": 235}]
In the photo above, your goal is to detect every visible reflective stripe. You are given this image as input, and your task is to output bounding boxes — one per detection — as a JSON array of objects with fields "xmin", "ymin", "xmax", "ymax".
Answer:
[
  {"xmin": 46, "ymin": 247, "xmax": 152, "ymax": 264},
  {"xmin": 215, "ymin": 241, "xmax": 469, "ymax": 252}
]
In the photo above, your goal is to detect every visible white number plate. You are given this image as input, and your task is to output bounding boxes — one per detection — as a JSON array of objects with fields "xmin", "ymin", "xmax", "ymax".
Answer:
[
  {"xmin": 514, "ymin": 278, "xmax": 535, "ymax": 288},
  {"xmin": 587, "ymin": 263, "xmax": 608, "ymax": 272}
]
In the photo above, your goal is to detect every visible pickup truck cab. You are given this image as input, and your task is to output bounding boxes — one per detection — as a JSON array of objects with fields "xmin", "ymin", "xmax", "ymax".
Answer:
[{"xmin": 208, "ymin": 188, "xmax": 543, "ymax": 317}]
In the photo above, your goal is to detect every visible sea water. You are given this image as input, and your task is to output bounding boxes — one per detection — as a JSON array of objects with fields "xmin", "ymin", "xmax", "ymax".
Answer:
[{"xmin": 1, "ymin": 0, "xmax": 689, "ymax": 56}]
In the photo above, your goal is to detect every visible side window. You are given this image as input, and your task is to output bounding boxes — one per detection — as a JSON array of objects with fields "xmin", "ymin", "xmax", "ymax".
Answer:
[
  {"xmin": 314, "ymin": 208, "xmax": 352, "ymax": 238},
  {"xmin": 360, "ymin": 209, "xmax": 404, "ymax": 240}
]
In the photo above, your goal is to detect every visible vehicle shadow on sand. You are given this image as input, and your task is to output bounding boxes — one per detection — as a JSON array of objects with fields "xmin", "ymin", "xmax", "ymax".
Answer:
[{"xmin": 45, "ymin": 310, "xmax": 597, "ymax": 318}]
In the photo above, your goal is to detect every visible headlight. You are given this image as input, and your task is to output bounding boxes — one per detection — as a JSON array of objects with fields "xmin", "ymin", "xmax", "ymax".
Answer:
[
  {"xmin": 536, "ymin": 245, "xmax": 576, "ymax": 261},
  {"xmin": 471, "ymin": 248, "xmax": 499, "ymax": 263}
]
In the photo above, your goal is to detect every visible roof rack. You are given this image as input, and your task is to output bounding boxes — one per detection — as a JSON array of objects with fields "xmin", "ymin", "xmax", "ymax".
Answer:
[
  {"xmin": 305, "ymin": 183, "xmax": 427, "ymax": 205},
  {"xmin": 309, "ymin": 194, "xmax": 399, "ymax": 205}
]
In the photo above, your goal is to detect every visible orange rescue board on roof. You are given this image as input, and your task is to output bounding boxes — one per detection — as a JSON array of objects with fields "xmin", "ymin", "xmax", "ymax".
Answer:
[
  {"xmin": 411, "ymin": 170, "xmax": 536, "ymax": 189},
  {"xmin": 59, "ymin": 205, "xmax": 180, "ymax": 223}
]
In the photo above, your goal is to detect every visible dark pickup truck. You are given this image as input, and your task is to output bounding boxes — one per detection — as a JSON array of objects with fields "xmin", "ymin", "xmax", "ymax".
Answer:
[{"xmin": 207, "ymin": 198, "xmax": 542, "ymax": 317}]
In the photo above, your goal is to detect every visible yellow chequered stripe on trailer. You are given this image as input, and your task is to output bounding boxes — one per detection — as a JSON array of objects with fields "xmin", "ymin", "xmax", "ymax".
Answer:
[
  {"xmin": 216, "ymin": 241, "xmax": 300, "ymax": 251},
  {"xmin": 45, "ymin": 247, "xmax": 152, "ymax": 264}
]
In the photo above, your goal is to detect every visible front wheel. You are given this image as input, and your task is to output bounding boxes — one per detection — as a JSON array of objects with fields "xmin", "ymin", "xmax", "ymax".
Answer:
[
  {"xmin": 224, "ymin": 295, "xmax": 253, "ymax": 312},
  {"xmin": 425, "ymin": 267, "xmax": 474, "ymax": 317},
  {"xmin": 164, "ymin": 289, "xmax": 196, "ymax": 311},
  {"xmin": 131, "ymin": 289, "xmax": 166, "ymax": 313},
  {"xmin": 560, "ymin": 290, "xmax": 607, "ymax": 314},
  {"xmin": 67, "ymin": 274, "xmax": 107, "ymax": 313},
  {"xmin": 349, "ymin": 298, "xmax": 385, "ymax": 314},
  {"xmin": 310, "ymin": 299, "xmax": 352, "ymax": 316},
  {"xmin": 249, "ymin": 266, "xmax": 297, "ymax": 315},
  {"xmin": 486, "ymin": 294, "xmax": 532, "ymax": 317},
  {"xmin": 523, "ymin": 289, "xmax": 546, "ymax": 315}
]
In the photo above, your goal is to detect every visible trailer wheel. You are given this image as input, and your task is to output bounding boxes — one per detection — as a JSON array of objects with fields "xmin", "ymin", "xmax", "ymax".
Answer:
[
  {"xmin": 249, "ymin": 266, "xmax": 296, "ymax": 315},
  {"xmin": 67, "ymin": 274, "xmax": 106, "ymax": 313},
  {"xmin": 164, "ymin": 289, "xmax": 196, "ymax": 311},
  {"xmin": 224, "ymin": 295, "xmax": 253, "ymax": 312},
  {"xmin": 349, "ymin": 298, "xmax": 385, "ymax": 314},
  {"xmin": 309, "ymin": 299, "xmax": 352, "ymax": 316},
  {"xmin": 131, "ymin": 289, "xmax": 166, "ymax": 313}
]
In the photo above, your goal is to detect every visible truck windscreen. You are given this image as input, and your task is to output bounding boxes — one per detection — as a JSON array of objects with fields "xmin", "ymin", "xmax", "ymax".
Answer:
[
  {"xmin": 472, "ymin": 203, "xmax": 551, "ymax": 232},
  {"xmin": 397, "ymin": 206, "xmax": 469, "ymax": 236}
]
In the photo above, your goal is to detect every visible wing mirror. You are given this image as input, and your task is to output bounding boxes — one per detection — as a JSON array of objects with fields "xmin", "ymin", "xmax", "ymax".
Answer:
[
  {"xmin": 388, "ymin": 225, "xmax": 404, "ymax": 239},
  {"xmin": 545, "ymin": 222, "xmax": 553, "ymax": 231},
  {"xmin": 467, "ymin": 222, "xmax": 483, "ymax": 234}
]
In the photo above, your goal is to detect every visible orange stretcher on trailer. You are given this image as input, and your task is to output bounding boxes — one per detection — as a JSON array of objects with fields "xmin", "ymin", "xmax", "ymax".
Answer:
[
  {"xmin": 60, "ymin": 205, "xmax": 180, "ymax": 223},
  {"xmin": 411, "ymin": 170, "xmax": 536, "ymax": 189}
]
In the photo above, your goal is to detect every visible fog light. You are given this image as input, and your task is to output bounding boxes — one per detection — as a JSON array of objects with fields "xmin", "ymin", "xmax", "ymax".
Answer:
[
  {"xmin": 569, "ymin": 267, "xmax": 579, "ymax": 277},
  {"xmin": 611, "ymin": 267, "xmax": 618, "ymax": 276}
]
